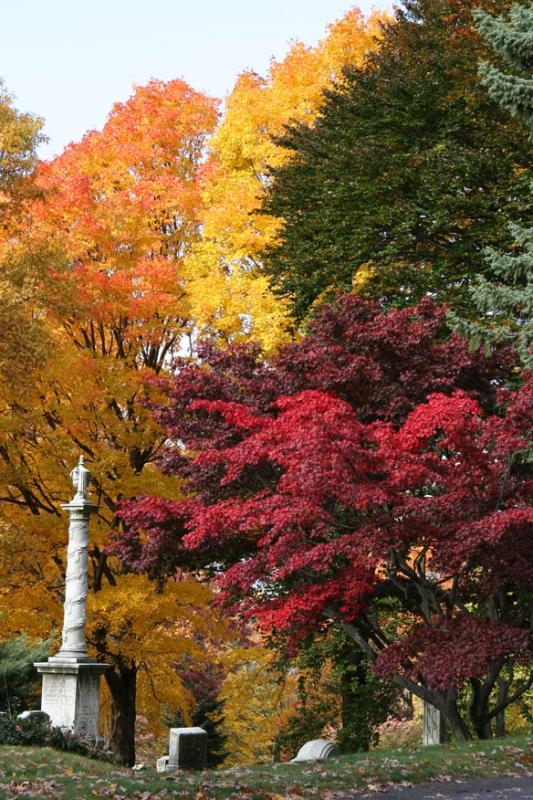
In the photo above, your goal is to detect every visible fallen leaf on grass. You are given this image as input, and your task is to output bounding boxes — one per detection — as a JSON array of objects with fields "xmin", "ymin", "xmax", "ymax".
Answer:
[
  {"xmin": 223, "ymin": 787, "xmax": 288, "ymax": 800},
  {"xmin": 6, "ymin": 780, "xmax": 63, "ymax": 797}
]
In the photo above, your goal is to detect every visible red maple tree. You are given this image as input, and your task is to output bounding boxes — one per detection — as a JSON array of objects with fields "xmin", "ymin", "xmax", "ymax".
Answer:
[{"xmin": 115, "ymin": 298, "xmax": 532, "ymax": 739}]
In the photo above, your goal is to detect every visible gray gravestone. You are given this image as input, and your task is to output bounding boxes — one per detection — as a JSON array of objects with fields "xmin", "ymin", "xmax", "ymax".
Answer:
[
  {"xmin": 291, "ymin": 739, "xmax": 341, "ymax": 762},
  {"xmin": 164, "ymin": 727, "xmax": 207, "ymax": 771},
  {"xmin": 422, "ymin": 701, "xmax": 447, "ymax": 745},
  {"xmin": 35, "ymin": 457, "xmax": 109, "ymax": 743}
]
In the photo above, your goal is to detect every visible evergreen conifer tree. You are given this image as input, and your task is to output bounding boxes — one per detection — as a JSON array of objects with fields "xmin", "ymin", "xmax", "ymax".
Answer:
[
  {"xmin": 450, "ymin": 3, "xmax": 533, "ymax": 368},
  {"xmin": 260, "ymin": 0, "xmax": 531, "ymax": 321},
  {"xmin": 0, "ymin": 636, "xmax": 49, "ymax": 716},
  {"xmin": 476, "ymin": 3, "xmax": 533, "ymax": 126}
]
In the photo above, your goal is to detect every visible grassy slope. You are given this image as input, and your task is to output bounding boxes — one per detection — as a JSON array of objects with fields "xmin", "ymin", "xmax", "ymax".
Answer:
[{"xmin": 0, "ymin": 736, "xmax": 531, "ymax": 799}]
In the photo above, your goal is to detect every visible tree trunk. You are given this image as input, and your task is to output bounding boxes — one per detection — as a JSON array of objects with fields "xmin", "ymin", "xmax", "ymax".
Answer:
[
  {"xmin": 495, "ymin": 709, "xmax": 506, "ymax": 738},
  {"xmin": 440, "ymin": 693, "xmax": 471, "ymax": 742},
  {"xmin": 470, "ymin": 715, "xmax": 493, "ymax": 739},
  {"xmin": 105, "ymin": 662, "xmax": 137, "ymax": 766},
  {"xmin": 495, "ymin": 678, "xmax": 508, "ymax": 739},
  {"xmin": 469, "ymin": 676, "xmax": 497, "ymax": 739}
]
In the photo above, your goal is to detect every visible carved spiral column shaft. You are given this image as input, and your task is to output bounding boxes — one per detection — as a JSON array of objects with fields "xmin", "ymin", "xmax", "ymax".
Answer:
[{"xmin": 59, "ymin": 506, "xmax": 91, "ymax": 656}]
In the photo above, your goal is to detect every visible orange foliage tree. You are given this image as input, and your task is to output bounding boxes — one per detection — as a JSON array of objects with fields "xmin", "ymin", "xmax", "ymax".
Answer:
[{"xmin": 0, "ymin": 79, "xmax": 223, "ymax": 765}]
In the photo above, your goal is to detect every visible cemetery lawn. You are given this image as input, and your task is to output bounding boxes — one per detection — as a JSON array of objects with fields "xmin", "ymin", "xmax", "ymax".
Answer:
[{"xmin": 0, "ymin": 736, "xmax": 531, "ymax": 799}]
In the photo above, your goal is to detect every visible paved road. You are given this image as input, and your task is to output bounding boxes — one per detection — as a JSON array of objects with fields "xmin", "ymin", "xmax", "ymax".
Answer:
[{"xmin": 356, "ymin": 775, "xmax": 533, "ymax": 800}]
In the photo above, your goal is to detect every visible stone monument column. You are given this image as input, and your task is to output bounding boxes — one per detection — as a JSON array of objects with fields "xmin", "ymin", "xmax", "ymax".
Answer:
[{"xmin": 35, "ymin": 456, "xmax": 109, "ymax": 743}]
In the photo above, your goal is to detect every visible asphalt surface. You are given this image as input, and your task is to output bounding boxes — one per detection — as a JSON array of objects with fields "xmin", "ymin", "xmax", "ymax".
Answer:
[{"xmin": 356, "ymin": 775, "xmax": 533, "ymax": 800}]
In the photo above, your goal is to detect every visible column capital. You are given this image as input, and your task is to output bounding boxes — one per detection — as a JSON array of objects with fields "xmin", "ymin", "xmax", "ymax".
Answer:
[{"xmin": 60, "ymin": 501, "xmax": 99, "ymax": 514}]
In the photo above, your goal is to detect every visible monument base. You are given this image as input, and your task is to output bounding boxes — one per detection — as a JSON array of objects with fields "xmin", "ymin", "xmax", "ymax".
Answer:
[{"xmin": 34, "ymin": 657, "xmax": 109, "ymax": 743}]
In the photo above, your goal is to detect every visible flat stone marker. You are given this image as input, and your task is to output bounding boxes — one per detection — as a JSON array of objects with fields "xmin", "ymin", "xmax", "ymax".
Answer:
[
  {"xmin": 167, "ymin": 727, "xmax": 207, "ymax": 771},
  {"xmin": 291, "ymin": 739, "xmax": 341, "ymax": 763}
]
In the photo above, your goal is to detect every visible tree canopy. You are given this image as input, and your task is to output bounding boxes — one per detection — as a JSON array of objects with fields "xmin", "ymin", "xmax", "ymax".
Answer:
[
  {"xmin": 450, "ymin": 1, "xmax": 533, "ymax": 368},
  {"xmin": 182, "ymin": 7, "xmax": 387, "ymax": 353},
  {"xmin": 260, "ymin": 0, "xmax": 531, "ymax": 321},
  {"xmin": 0, "ymin": 82, "xmax": 48, "ymax": 390},
  {"xmin": 116, "ymin": 298, "xmax": 531, "ymax": 741}
]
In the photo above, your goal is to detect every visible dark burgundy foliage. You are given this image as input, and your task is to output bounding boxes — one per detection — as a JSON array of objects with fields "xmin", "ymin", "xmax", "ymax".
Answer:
[{"xmin": 112, "ymin": 297, "xmax": 532, "ymax": 740}]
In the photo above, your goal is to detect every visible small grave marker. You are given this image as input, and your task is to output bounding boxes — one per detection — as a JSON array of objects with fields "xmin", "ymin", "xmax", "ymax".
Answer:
[{"xmin": 157, "ymin": 726, "xmax": 207, "ymax": 771}]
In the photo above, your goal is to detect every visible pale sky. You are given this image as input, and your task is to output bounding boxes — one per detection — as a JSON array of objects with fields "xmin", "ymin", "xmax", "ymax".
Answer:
[{"xmin": 1, "ymin": 0, "xmax": 388, "ymax": 160}]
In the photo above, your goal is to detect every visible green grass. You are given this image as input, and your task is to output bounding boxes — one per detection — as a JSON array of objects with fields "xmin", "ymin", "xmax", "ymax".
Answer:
[{"xmin": 0, "ymin": 736, "xmax": 531, "ymax": 799}]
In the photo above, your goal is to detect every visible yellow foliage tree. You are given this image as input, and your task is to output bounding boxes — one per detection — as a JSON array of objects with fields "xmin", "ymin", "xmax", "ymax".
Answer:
[
  {"xmin": 214, "ymin": 648, "xmax": 298, "ymax": 767},
  {"xmin": 184, "ymin": 7, "xmax": 387, "ymax": 354},
  {"xmin": 0, "ymin": 81, "xmax": 47, "ymax": 393}
]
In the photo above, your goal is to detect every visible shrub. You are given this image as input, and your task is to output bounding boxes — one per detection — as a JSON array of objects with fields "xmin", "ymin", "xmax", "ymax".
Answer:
[{"xmin": 0, "ymin": 714, "xmax": 111, "ymax": 760}]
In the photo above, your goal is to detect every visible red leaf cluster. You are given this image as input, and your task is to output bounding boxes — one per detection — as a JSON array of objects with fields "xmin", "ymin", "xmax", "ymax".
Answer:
[
  {"xmin": 112, "ymin": 298, "xmax": 532, "ymax": 690},
  {"xmin": 375, "ymin": 614, "xmax": 531, "ymax": 690}
]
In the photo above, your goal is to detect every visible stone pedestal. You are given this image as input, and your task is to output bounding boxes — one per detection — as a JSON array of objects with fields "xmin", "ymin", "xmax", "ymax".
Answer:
[
  {"xmin": 423, "ymin": 701, "xmax": 447, "ymax": 746},
  {"xmin": 34, "ymin": 659, "xmax": 108, "ymax": 742}
]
